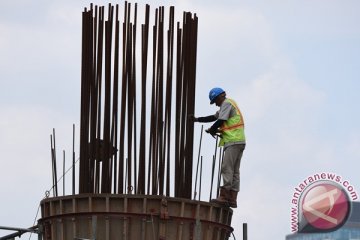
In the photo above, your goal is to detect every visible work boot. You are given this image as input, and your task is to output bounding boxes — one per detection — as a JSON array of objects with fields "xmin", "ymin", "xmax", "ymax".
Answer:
[
  {"xmin": 211, "ymin": 187, "xmax": 229, "ymax": 206},
  {"xmin": 229, "ymin": 190, "xmax": 238, "ymax": 208}
]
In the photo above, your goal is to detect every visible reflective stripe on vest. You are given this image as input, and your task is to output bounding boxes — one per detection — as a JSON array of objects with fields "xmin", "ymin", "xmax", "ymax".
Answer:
[
  {"xmin": 221, "ymin": 122, "xmax": 244, "ymax": 131},
  {"xmin": 219, "ymin": 99, "xmax": 245, "ymax": 146}
]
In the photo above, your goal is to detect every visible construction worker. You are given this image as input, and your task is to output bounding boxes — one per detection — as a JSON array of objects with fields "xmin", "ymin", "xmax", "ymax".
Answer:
[{"xmin": 191, "ymin": 87, "xmax": 245, "ymax": 208}]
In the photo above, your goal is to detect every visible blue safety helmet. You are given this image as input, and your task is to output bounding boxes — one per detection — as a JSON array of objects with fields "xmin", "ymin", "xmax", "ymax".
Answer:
[{"xmin": 209, "ymin": 87, "xmax": 225, "ymax": 104}]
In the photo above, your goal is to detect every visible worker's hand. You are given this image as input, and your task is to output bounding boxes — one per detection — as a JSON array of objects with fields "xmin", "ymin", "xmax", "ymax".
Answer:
[
  {"xmin": 205, "ymin": 127, "xmax": 217, "ymax": 136},
  {"xmin": 188, "ymin": 114, "xmax": 198, "ymax": 122}
]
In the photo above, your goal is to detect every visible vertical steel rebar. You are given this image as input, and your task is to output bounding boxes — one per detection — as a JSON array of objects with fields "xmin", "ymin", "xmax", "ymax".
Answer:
[
  {"xmin": 52, "ymin": 129, "xmax": 58, "ymax": 197},
  {"xmin": 138, "ymin": 4, "xmax": 150, "ymax": 195},
  {"xmin": 165, "ymin": 6, "xmax": 174, "ymax": 197},
  {"xmin": 126, "ymin": 6, "xmax": 133, "ymax": 193},
  {"xmin": 63, "ymin": 150, "xmax": 65, "ymax": 196},
  {"xmin": 101, "ymin": 3, "xmax": 113, "ymax": 193},
  {"xmin": 112, "ymin": 4, "xmax": 120, "ymax": 194},
  {"xmin": 193, "ymin": 125, "xmax": 203, "ymax": 200},
  {"xmin": 157, "ymin": 6, "xmax": 165, "ymax": 196},
  {"xmin": 243, "ymin": 223, "xmax": 248, "ymax": 240},
  {"xmin": 88, "ymin": 5, "xmax": 97, "ymax": 194},
  {"xmin": 209, "ymin": 155, "xmax": 216, "ymax": 201},
  {"xmin": 50, "ymin": 135, "xmax": 56, "ymax": 197},
  {"xmin": 174, "ymin": 22, "xmax": 182, "ymax": 197},
  {"xmin": 216, "ymin": 147, "xmax": 223, "ymax": 197},
  {"xmin": 199, "ymin": 156, "xmax": 203, "ymax": 201},
  {"xmin": 209, "ymin": 136, "xmax": 219, "ymax": 200},
  {"xmin": 149, "ymin": 8, "xmax": 158, "ymax": 195},
  {"xmin": 132, "ymin": 3, "xmax": 138, "ymax": 195},
  {"xmin": 79, "ymin": 9, "xmax": 92, "ymax": 193},
  {"xmin": 118, "ymin": 1, "xmax": 128, "ymax": 194},
  {"xmin": 72, "ymin": 124, "xmax": 75, "ymax": 195},
  {"xmin": 78, "ymin": 4, "xmax": 199, "ymax": 199}
]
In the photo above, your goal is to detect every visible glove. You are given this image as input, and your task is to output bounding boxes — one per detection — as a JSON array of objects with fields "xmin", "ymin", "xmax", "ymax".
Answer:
[
  {"xmin": 205, "ymin": 127, "xmax": 217, "ymax": 136},
  {"xmin": 206, "ymin": 128, "xmax": 223, "ymax": 139},
  {"xmin": 188, "ymin": 114, "xmax": 198, "ymax": 122}
]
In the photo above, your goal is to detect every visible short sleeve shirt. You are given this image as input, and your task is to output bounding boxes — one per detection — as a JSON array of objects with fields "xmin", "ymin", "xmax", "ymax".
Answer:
[{"xmin": 214, "ymin": 100, "xmax": 236, "ymax": 120}]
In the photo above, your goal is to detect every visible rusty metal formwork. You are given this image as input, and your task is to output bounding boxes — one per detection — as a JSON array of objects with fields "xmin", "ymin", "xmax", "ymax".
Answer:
[{"xmin": 39, "ymin": 195, "xmax": 233, "ymax": 240}]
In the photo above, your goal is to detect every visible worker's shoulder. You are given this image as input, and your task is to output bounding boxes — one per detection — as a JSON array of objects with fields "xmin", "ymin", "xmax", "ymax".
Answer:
[
  {"xmin": 226, "ymin": 98, "xmax": 241, "ymax": 108},
  {"xmin": 226, "ymin": 98, "xmax": 238, "ymax": 104},
  {"xmin": 220, "ymin": 100, "xmax": 232, "ymax": 108},
  {"xmin": 218, "ymin": 101, "xmax": 232, "ymax": 115},
  {"xmin": 223, "ymin": 98, "xmax": 237, "ymax": 107}
]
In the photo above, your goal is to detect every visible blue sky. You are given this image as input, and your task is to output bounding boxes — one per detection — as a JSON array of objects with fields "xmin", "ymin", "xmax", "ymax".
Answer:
[{"xmin": 1, "ymin": 0, "xmax": 360, "ymax": 239}]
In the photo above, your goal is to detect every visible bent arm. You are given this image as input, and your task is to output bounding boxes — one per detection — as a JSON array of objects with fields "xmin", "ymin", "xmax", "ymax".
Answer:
[
  {"xmin": 197, "ymin": 115, "xmax": 217, "ymax": 123},
  {"xmin": 210, "ymin": 119, "xmax": 225, "ymax": 131}
]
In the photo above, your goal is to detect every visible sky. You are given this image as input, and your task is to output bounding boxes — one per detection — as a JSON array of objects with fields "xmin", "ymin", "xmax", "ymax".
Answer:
[{"xmin": 1, "ymin": 0, "xmax": 360, "ymax": 239}]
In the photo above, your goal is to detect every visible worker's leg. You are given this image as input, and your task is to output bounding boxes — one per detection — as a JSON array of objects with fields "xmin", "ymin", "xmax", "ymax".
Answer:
[
  {"xmin": 227, "ymin": 144, "xmax": 245, "ymax": 208},
  {"xmin": 231, "ymin": 144, "xmax": 245, "ymax": 191},
  {"xmin": 221, "ymin": 145, "xmax": 237, "ymax": 190}
]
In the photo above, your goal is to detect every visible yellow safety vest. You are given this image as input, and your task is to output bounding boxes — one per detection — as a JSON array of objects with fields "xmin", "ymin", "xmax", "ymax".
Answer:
[{"xmin": 219, "ymin": 99, "xmax": 245, "ymax": 147}]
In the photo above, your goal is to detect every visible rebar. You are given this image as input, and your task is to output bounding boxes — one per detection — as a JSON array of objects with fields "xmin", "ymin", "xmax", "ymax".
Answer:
[
  {"xmin": 216, "ymin": 147, "xmax": 224, "ymax": 197},
  {"xmin": 243, "ymin": 223, "xmax": 248, "ymax": 240},
  {"xmin": 193, "ymin": 125, "xmax": 203, "ymax": 200},
  {"xmin": 51, "ymin": 129, "xmax": 58, "ymax": 197},
  {"xmin": 78, "ymin": 3, "xmax": 198, "ymax": 199},
  {"xmin": 137, "ymin": 4, "xmax": 150, "ymax": 195},
  {"xmin": 72, "ymin": 124, "xmax": 75, "ymax": 195},
  {"xmin": 199, "ymin": 156, "xmax": 203, "ymax": 201},
  {"xmin": 209, "ymin": 136, "xmax": 219, "ymax": 201},
  {"xmin": 63, "ymin": 150, "xmax": 65, "ymax": 196}
]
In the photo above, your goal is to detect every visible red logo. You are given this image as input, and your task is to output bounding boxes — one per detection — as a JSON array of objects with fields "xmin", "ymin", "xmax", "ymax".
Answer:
[{"xmin": 300, "ymin": 182, "xmax": 351, "ymax": 232}]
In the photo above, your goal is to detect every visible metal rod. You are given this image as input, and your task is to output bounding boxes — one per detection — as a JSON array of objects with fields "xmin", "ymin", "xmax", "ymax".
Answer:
[
  {"xmin": 199, "ymin": 156, "xmax": 203, "ymax": 201},
  {"xmin": 95, "ymin": 6, "xmax": 105, "ymax": 194},
  {"xmin": 243, "ymin": 223, "xmax": 248, "ymax": 240},
  {"xmin": 209, "ymin": 155, "xmax": 216, "ymax": 201},
  {"xmin": 209, "ymin": 136, "xmax": 218, "ymax": 200},
  {"xmin": 216, "ymin": 147, "xmax": 223, "ymax": 197},
  {"xmin": 101, "ymin": 3, "xmax": 113, "ymax": 193},
  {"xmin": 112, "ymin": 4, "xmax": 120, "ymax": 194},
  {"xmin": 127, "ymin": 20, "xmax": 133, "ymax": 194},
  {"xmin": 50, "ymin": 135, "xmax": 55, "ymax": 197},
  {"xmin": 165, "ymin": 6, "xmax": 174, "ymax": 197},
  {"xmin": 132, "ymin": 3, "xmax": 138, "ymax": 195},
  {"xmin": 174, "ymin": 22, "xmax": 182, "ymax": 197},
  {"xmin": 193, "ymin": 125, "xmax": 203, "ymax": 199},
  {"xmin": 52, "ymin": 129, "xmax": 58, "ymax": 197},
  {"xmin": 0, "ymin": 225, "xmax": 39, "ymax": 240},
  {"xmin": 88, "ymin": 5, "xmax": 97, "ymax": 194},
  {"xmin": 77, "ymin": 4, "xmax": 200, "ymax": 200},
  {"xmin": 149, "ymin": 8, "xmax": 158, "ymax": 195},
  {"xmin": 125, "ymin": 157, "xmax": 128, "ymax": 193},
  {"xmin": 157, "ymin": 6, "xmax": 165, "ymax": 196},
  {"xmin": 63, "ymin": 150, "xmax": 65, "ymax": 196},
  {"xmin": 72, "ymin": 124, "xmax": 75, "ymax": 195},
  {"xmin": 118, "ymin": 1, "xmax": 128, "ymax": 194},
  {"xmin": 138, "ymin": 4, "xmax": 150, "ymax": 195}
]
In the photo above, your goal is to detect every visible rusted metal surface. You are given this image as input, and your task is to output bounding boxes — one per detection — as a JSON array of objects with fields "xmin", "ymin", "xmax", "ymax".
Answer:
[
  {"xmin": 76, "ymin": 3, "xmax": 198, "ymax": 199},
  {"xmin": 39, "ymin": 195, "xmax": 233, "ymax": 240}
]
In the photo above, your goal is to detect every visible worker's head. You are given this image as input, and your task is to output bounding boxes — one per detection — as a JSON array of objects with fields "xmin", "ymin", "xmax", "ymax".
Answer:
[{"xmin": 209, "ymin": 87, "xmax": 226, "ymax": 106}]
